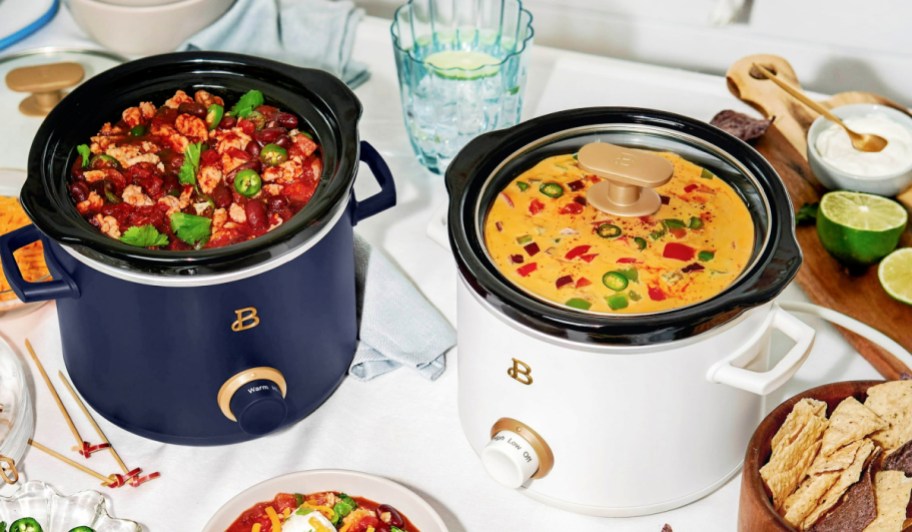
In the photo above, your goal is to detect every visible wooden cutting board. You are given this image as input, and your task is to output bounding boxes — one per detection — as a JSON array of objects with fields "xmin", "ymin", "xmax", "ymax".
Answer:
[{"xmin": 726, "ymin": 54, "xmax": 912, "ymax": 380}]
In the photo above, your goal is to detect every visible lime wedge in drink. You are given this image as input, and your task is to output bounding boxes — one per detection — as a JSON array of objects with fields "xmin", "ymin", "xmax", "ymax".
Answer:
[
  {"xmin": 879, "ymin": 248, "xmax": 912, "ymax": 305},
  {"xmin": 424, "ymin": 50, "xmax": 501, "ymax": 80},
  {"xmin": 816, "ymin": 191, "xmax": 908, "ymax": 267}
]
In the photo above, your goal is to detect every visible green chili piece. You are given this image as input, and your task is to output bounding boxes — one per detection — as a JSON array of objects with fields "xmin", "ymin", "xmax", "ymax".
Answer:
[
  {"xmin": 90, "ymin": 154, "xmax": 120, "ymax": 169},
  {"xmin": 688, "ymin": 216, "xmax": 704, "ymax": 229},
  {"xmin": 606, "ymin": 294, "xmax": 629, "ymax": 310},
  {"xmin": 67, "ymin": 527, "xmax": 95, "ymax": 532},
  {"xmin": 259, "ymin": 143, "xmax": 288, "ymax": 166},
  {"xmin": 602, "ymin": 271, "xmax": 629, "ymax": 292},
  {"xmin": 663, "ymin": 218, "xmax": 686, "ymax": 229},
  {"xmin": 8, "ymin": 518, "xmax": 43, "ymax": 532},
  {"xmin": 129, "ymin": 124, "xmax": 146, "ymax": 136},
  {"xmin": 698, "ymin": 250, "xmax": 715, "ymax": 262},
  {"xmin": 539, "ymin": 181, "xmax": 564, "ymax": 198},
  {"xmin": 234, "ymin": 169, "xmax": 262, "ymax": 197},
  {"xmin": 596, "ymin": 223, "xmax": 622, "ymax": 238},
  {"xmin": 565, "ymin": 298, "xmax": 591, "ymax": 310},
  {"xmin": 516, "ymin": 181, "xmax": 530, "ymax": 192},
  {"xmin": 205, "ymin": 104, "xmax": 224, "ymax": 130},
  {"xmin": 516, "ymin": 234, "xmax": 533, "ymax": 245},
  {"xmin": 700, "ymin": 168, "xmax": 715, "ymax": 179},
  {"xmin": 634, "ymin": 236, "xmax": 647, "ymax": 250}
]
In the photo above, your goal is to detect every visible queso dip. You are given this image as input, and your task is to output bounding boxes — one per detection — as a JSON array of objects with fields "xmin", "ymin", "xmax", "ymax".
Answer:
[{"xmin": 484, "ymin": 151, "xmax": 755, "ymax": 314}]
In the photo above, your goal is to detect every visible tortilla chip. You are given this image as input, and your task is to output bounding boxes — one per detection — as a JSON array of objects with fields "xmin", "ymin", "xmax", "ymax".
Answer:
[
  {"xmin": 802, "ymin": 439, "xmax": 876, "ymax": 528},
  {"xmin": 808, "ymin": 448, "xmax": 878, "ymax": 532},
  {"xmin": 862, "ymin": 471, "xmax": 912, "ymax": 531},
  {"xmin": 865, "ymin": 381, "xmax": 912, "ymax": 452},
  {"xmin": 820, "ymin": 397, "xmax": 888, "ymax": 457},
  {"xmin": 882, "ymin": 438, "xmax": 912, "ymax": 476},
  {"xmin": 783, "ymin": 470, "xmax": 841, "ymax": 527},
  {"xmin": 808, "ymin": 439, "xmax": 867, "ymax": 476},
  {"xmin": 762, "ymin": 398, "xmax": 830, "ymax": 509}
]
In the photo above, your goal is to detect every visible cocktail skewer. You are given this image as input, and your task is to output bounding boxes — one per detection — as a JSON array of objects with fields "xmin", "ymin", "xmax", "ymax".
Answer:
[
  {"xmin": 27, "ymin": 439, "xmax": 114, "ymax": 487},
  {"xmin": 58, "ymin": 371, "xmax": 130, "ymax": 474}
]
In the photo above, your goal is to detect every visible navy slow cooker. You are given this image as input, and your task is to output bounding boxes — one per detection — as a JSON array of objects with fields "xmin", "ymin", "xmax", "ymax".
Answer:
[{"xmin": 0, "ymin": 52, "xmax": 396, "ymax": 445}]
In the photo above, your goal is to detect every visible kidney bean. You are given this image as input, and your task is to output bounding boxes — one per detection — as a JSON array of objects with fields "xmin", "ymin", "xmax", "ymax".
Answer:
[
  {"xmin": 275, "ymin": 135, "xmax": 293, "ymax": 149},
  {"xmin": 276, "ymin": 112, "xmax": 298, "ymax": 129},
  {"xmin": 161, "ymin": 174, "xmax": 180, "ymax": 196},
  {"xmin": 264, "ymin": 120, "xmax": 278, "ymax": 129},
  {"xmin": 245, "ymin": 199, "xmax": 267, "ymax": 230},
  {"xmin": 178, "ymin": 101, "xmax": 207, "ymax": 118},
  {"xmin": 266, "ymin": 195, "xmax": 287, "ymax": 213},
  {"xmin": 69, "ymin": 181, "xmax": 90, "ymax": 203},
  {"xmin": 255, "ymin": 105, "xmax": 279, "ymax": 119},
  {"xmin": 378, "ymin": 505, "xmax": 405, "ymax": 528},
  {"xmin": 254, "ymin": 127, "xmax": 285, "ymax": 145},
  {"xmin": 245, "ymin": 141, "xmax": 262, "ymax": 158},
  {"xmin": 219, "ymin": 115, "xmax": 237, "ymax": 129},
  {"xmin": 210, "ymin": 184, "xmax": 233, "ymax": 208}
]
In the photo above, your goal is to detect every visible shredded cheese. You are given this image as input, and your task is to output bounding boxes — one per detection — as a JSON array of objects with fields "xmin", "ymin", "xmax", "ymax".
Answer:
[
  {"xmin": 0, "ymin": 196, "xmax": 49, "ymax": 302},
  {"xmin": 251, "ymin": 524, "xmax": 261, "ymax": 532},
  {"xmin": 265, "ymin": 506, "xmax": 282, "ymax": 531}
]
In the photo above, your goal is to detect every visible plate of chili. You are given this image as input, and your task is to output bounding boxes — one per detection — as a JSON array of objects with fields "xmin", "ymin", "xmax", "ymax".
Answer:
[{"xmin": 204, "ymin": 470, "xmax": 448, "ymax": 532}]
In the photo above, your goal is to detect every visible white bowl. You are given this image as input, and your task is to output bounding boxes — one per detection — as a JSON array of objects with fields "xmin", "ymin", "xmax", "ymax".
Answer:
[
  {"xmin": 66, "ymin": 0, "xmax": 235, "ymax": 57},
  {"xmin": 0, "ymin": 481, "xmax": 142, "ymax": 531},
  {"xmin": 807, "ymin": 103, "xmax": 912, "ymax": 197},
  {"xmin": 203, "ymin": 469, "xmax": 449, "ymax": 532}
]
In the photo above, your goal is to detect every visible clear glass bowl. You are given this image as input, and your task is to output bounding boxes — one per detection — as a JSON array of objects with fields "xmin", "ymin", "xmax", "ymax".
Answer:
[
  {"xmin": 0, "ymin": 481, "xmax": 142, "ymax": 531},
  {"xmin": 0, "ymin": 335, "xmax": 33, "ymax": 481}
]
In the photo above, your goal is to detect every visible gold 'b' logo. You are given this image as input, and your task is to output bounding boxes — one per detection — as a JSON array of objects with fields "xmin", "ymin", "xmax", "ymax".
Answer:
[
  {"xmin": 231, "ymin": 307, "xmax": 260, "ymax": 332},
  {"xmin": 507, "ymin": 358, "xmax": 533, "ymax": 385}
]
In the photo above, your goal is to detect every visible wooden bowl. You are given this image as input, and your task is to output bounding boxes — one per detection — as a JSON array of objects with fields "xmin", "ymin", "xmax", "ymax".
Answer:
[{"xmin": 738, "ymin": 380, "xmax": 885, "ymax": 531}]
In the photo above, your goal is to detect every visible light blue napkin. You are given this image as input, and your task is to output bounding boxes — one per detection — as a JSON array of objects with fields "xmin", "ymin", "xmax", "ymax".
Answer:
[
  {"xmin": 351, "ymin": 235, "xmax": 452, "ymax": 381},
  {"xmin": 180, "ymin": 0, "xmax": 370, "ymax": 88}
]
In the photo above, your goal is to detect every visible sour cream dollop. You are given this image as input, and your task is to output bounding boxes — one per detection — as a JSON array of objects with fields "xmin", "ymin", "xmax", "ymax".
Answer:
[
  {"xmin": 282, "ymin": 509, "xmax": 337, "ymax": 532},
  {"xmin": 815, "ymin": 113, "xmax": 912, "ymax": 177}
]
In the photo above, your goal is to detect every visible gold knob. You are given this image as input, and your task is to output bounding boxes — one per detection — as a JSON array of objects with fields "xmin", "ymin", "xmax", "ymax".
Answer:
[
  {"xmin": 217, "ymin": 367, "xmax": 287, "ymax": 422},
  {"xmin": 490, "ymin": 417, "xmax": 555, "ymax": 479},
  {"xmin": 577, "ymin": 142, "xmax": 674, "ymax": 217},
  {"xmin": 5, "ymin": 62, "xmax": 85, "ymax": 117}
]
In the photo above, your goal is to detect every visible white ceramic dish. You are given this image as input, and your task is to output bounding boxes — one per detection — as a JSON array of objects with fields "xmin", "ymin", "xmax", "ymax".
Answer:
[
  {"xmin": 66, "ymin": 0, "xmax": 235, "ymax": 57},
  {"xmin": 0, "ymin": 480, "xmax": 142, "ymax": 531},
  {"xmin": 0, "ymin": 168, "xmax": 48, "ymax": 316},
  {"xmin": 203, "ymin": 469, "xmax": 449, "ymax": 532},
  {"xmin": 807, "ymin": 103, "xmax": 912, "ymax": 196}
]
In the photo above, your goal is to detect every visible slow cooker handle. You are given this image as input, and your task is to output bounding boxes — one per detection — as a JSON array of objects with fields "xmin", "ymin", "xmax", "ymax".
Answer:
[
  {"xmin": 0, "ymin": 225, "xmax": 79, "ymax": 302},
  {"xmin": 352, "ymin": 141, "xmax": 397, "ymax": 225},
  {"xmin": 706, "ymin": 304, "xmax": 815, "ymax": 395}
]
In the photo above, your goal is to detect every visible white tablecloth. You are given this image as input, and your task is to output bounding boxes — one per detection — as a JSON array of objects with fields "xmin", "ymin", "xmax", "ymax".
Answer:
[{"xmin": 0, "ymin": 9, "xmax": 886, "ymax": 531}]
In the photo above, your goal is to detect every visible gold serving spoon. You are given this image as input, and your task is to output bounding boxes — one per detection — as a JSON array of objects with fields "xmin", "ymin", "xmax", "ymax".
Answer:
[{"xmin": 752, "ymin": 63, "xmax": 888, "ymax": 153}]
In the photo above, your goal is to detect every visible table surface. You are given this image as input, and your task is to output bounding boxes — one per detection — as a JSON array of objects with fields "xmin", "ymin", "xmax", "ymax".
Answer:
[{"xmin": 0, "ymin": 9, "xmax": 888, "ymax": 532}]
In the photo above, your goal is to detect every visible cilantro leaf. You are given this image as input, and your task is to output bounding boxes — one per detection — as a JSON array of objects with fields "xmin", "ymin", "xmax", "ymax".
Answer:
[
  {"xmin": 228, "ymin": 89, "xmax": 264, "ymax": 118},
  {"xmin": 120, "ymin": 225, "xmax": 169, "ymax": 248},
  {"xmin": 796, "ymin": 202, "xmax": 819, "ymax": 226},
  {"xmin": 178, "ymin": 142, "xmax": 203, "ymax": 186},
  {"xmin": 170, "ymin": 212, "xmax": 211, "ymax": 246},
  {"xmin": 77, "ymin": 144, "xmax": 91, "ymax": 168}
]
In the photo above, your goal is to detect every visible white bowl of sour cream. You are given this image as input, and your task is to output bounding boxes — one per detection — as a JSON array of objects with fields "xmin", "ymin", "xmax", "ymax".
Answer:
[{"xmin": 807, "ymin": 103, "xmax": 912, "ymax": 196}]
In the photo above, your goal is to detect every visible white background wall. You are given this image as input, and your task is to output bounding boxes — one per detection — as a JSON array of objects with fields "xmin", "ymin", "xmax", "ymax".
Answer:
[{"xmin": 358, "ymin": 0, "xmax": 912, "ymax": 106}]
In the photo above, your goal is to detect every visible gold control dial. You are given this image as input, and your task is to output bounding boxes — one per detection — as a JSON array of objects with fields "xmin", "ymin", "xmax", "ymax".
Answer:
[
  {"xmin": 491, "ymin": 417, "xmax": 555, "ymax": 479},
  {"xmin": 217, "ymin": 367, "xmax": 287, "ymax": 422}
]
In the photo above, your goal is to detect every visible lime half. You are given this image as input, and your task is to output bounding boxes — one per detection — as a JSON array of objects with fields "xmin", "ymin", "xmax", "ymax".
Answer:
[
  {"xmin": 424, "ymin": 50, "xmax": 500, "ymax": 80},
  {"xmin": 816, "ymin": 191, "xmax": 908, "ymax": 267},
  {"xmin": 879, "ymin": 248, "xmax": 912, "ymax": 305}
]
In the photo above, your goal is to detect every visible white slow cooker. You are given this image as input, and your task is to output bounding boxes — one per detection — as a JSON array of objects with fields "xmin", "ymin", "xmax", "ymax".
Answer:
[{"xmin": 445, "ymin": 108, "xmax": 815, "ymax": 516}]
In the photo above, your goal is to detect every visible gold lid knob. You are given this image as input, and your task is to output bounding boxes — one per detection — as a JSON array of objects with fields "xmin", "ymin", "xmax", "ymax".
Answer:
[
  {"xmin": 5, "ymin": 62, "xmax": 85, "ymax": 117},
  {"xmin": 577, "ymin": 142, "xmax": 674, "ymax": 217}
]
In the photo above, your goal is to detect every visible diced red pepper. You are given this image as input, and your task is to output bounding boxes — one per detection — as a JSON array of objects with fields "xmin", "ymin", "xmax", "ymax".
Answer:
[
  {"xmin": 565, "ymin": 245, "xmax": 591, "ymax": 260},
  {"xmin": 499, "ymin": 192, "xmax": 514, "ymax": 208},
  {"xmin": 576, "ymin": 277, "xmax": 591, "ymax": 288},
  {"xmin": 682, "ymin": 263, "xmax": 705, "ymax": 273},
  {"xmin": 648, "ymin": 285, "xmax": 667, "ymax": 301},
  {"xmin": 567, "ymin": 179, "xmax": 585, "ymax": 191},
  {"xmin": 555, "ymin": 275, "xmax": 574, "ymax": 289},
  {"xmin": 616, "ymin": 257, "xmax": 640, "ymax": 264},
  {"xmin": 529, "ymin": 198, "xmax": 545, "ymax": 215},
  {"xmin": 495, "ymin": 221, "xmax": 503, "ymax": 232},
  {"xmin": 524, "ymin": 242, "xmax": 540, "ymax": 256},
  {"xmin": 579, "ymin": 253, "xmax": 599, "ymax": 263},
  {"xmin": 669, "ymin": 228, "xmax": 687, "ymax": 239},
  {"xmin": 559, "ymin": 202, "xmax": 584, "ymax": 215},
  {"xmin": 510, "ymin": 254, "xmax": 524, "ymax": 264},
  {"xmin": 587, "ymin": 175, "xmax": 600, "ymax": 183},
  {"xmin": 573, "ymin": 195, "xmax": 587, "ymax": 205},
  {"xmin": 684, "ymin": 183, "xmax": 698, "ymax": 194},
  {"xmin": 663, "ymin": 242, "xmax": 696, "ymax": 261},
  {"xmin": 517, "ymin": 262, "xmax": 538, "ymax": 277}
]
